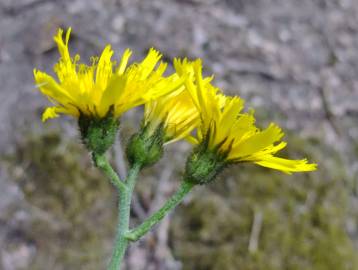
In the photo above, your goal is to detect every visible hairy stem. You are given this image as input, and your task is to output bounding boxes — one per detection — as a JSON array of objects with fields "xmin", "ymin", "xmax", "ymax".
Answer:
[
  {"xmin": 125, "ymin": 181, "xmax": 195, "ymax": 242},
  {"xmin": 93, "ymin": 153, "xmax": 126, "ymax": 193},
  {"xmin": 93, "ymin": 153, "xmax": 141, "ymax": 270},
  {"xmin": 108, "ymin": 163, "xmax": 141, "ymax": 270}
]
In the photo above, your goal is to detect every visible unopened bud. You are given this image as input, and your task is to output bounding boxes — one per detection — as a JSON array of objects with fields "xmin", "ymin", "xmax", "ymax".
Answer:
[{"xmin": 126, "ymin": 123, "xmax": 164, "ymax": 168}]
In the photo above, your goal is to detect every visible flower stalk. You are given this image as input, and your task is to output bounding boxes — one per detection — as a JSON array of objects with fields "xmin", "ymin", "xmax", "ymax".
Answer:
[
  {"xmin": 125, "ymin": 181, "xmax": 195, "ymax": 242},
  {"xmin": 94, "ymin": 152, "xmax": 142, "ymax": 270},
  {"xmin": 108, "ymin": 163, "xmax": 141, "ymax": 270},
  {"xmin": 92, "ymin": 153, "xmax": 125, "ymax": 192}
]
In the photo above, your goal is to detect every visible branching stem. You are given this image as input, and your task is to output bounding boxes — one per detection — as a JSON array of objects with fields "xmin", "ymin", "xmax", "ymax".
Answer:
[
  {"xmin": 94, "ymin": 153, "xmax": 195, "ymax": 270},
  {"xmin": 93, "ymin": 153, "xmax": 141, "ymax": 270}
]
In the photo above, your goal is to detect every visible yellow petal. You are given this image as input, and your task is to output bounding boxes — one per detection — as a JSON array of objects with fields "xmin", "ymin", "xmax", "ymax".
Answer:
[
  {"xmin": 214, "ymin": 96, "xmax": 244, "ymax": 146},
  {"xmin": 34, "ymin": 69, "xmax": 75, "ymax": 105},
  {"xmin": 255, "ymin": 156, "xmax": 317, "ymax": 174},
  {"xmin": 231, "ymin": 123, "xmax": 284, "ymax": 158},
  {"xmin": 53, "ymin": 28, "xmax": 72, "ymax": 62},
  {"xmin": 138, "ymin": 48, "xmax": 162, "ymax": 79},
  {"xmin": 116, "ymin": 48, "xmax": 132, "ymax": 75},
  {"xmin": 95, "ymin": 45, "xmax": 114, "ymax": 91},
  {"xmin": 42, "ymin": 107, "xmax": 60, "ymax": 122}
]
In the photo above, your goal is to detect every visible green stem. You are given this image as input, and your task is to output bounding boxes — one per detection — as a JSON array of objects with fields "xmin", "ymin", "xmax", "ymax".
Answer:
[
  {"xmin": 93, "ymin": 153, "xmax": 126, "ymax": 193},
  {"xmin": 125, "ymin": 181, "xmax": 195, "ymax": 242},
  {"xmin": 108, "ymin": 163, "xmax": 141, "ymax": 270}
]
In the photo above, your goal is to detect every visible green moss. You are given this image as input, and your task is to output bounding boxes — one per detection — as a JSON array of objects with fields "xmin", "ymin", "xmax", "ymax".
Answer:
[
  {"xmin": 6, "ymin": 131, "xmax": 116, "ymax": 270},
  {"xmin": 171, "ymin": 134, "xmax": 358, "ymax": 270}
]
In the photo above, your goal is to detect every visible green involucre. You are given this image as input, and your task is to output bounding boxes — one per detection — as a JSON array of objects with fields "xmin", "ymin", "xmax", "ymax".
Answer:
[
  {"xmin": 126, "ymin": 123, "xmax": 165, "ymax": 168},
  {"xmin": 78, "ymin": 108, "xmax": 119, "ymax": 155},
  {"xmin": 185, "ymin": 141, "xmax": 228, "ymax": 185}
]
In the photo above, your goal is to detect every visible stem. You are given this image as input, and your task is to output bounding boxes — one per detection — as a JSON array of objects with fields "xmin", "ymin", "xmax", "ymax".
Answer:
[
  {"xmin": 93, "ymin": 153, "xmax": 126, "ymax": 193},
  {"xmin": 108, "ymin": 163, "xmax": 141, "ymax": 270},
  {"xmin": 125, "ymin": 181, "xmax": 195, "ymax": 242}
]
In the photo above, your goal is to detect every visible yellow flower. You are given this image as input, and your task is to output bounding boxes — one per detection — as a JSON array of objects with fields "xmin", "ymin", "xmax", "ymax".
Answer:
[
  {"xmin": 143, "ymin": 60, "xmax": 200, "ymax": 144},
  {"xmin": 184, "ymin": 60, "xmax": 317, "ymax": 174},
  {"xmin": 34, "ymin": 28, "xmax": 183, "ymax": 122},
  {"xmin": 144, "ymin": 90, "xmax": 199, "ymax": 144}
]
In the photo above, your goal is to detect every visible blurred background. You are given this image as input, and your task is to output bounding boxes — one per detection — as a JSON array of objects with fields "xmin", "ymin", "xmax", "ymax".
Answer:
[{"xmin": 1, "ymin": 0, "xmax": 358, "ymax": 269}]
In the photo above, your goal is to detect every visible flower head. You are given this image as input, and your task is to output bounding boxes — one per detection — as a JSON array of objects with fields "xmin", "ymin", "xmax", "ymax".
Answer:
[
  {"xmin": 143, "ymin": 60, "xmax": 201, "ymax": 144},
  {"xmin": 183, "ymin": 60, "xmax": 316, "ymax": 184},
  {"xmin": 126, "ymin": 60, "xmax": 200, "ymax": 167},
  {"xmin": 143, "ymin": 90, "xmax": 199, "ymax": 144},
  {"xmin": 34, "ymin": 28, "xmax": 183, "ymax": 122}
]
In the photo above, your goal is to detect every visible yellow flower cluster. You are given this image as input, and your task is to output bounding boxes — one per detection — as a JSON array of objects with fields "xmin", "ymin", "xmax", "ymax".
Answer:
[{"xmin": 34, "ymin": 28, "xmax": 316, "ymax": 174}]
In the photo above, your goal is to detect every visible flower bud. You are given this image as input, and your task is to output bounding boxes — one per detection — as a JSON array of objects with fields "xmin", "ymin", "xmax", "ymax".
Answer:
[
  {"xmin": 78, "ymin": 109, "xmax": 119, "ymax": 155},
  {"xmin": 126, "ymin": 123, "xmax": 164, "ymax": 168}
]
